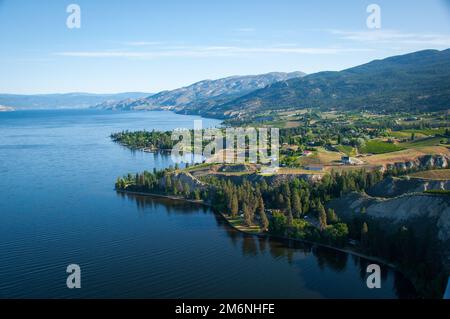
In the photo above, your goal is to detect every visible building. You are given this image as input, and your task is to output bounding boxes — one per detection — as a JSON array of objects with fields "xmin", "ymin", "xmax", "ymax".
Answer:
[{"xmin": 341, "ymin": 156, "xmax": 354, "ymax": 165}]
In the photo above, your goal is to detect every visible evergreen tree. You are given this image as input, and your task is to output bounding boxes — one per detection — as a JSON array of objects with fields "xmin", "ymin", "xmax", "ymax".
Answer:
[
  {"xmin": 257, "ymin": 196, "xmax": 269, "ymax": 231},
  {"xmin": 318, "ymin": 201, "xmax": 327, "ymax": 231},
  {"xmin": 243, "ymin": 203, "xmax": 253, "ymax": 226},
  {"xmin": 183, "ymin": 183, "xmax": 190, "ymax": 197},
  {"xmin": 285, "ymin": 196, "xmax": 293, "ymax": 224},
  {"xmin": 327, "ymin": 208, "xmax": 338, "ymax": 224},
  {"xmin": 281, "ymin": 182, "xmax": 291, "ymax": 199},
  {"xmin": 174, "ymin": 180, "xmax": 183, "ymax": 196},
  {"xmin": 226, "ymin": 188, "xmax": 234, "ymax": 211},
  {"xmin": 292, "ymin": 192, "xmax": 302, "ymax": 218},
  {"xmin": 277, "ymin": 193, "xmax": 284, "ymax": 208},
  {"xmin": 231, "ymin": 193, "xmax": 239, "ymax": 217},
  {"xmin": 165, "ymin": 175, "xmax": 172, "ymax": 192}
]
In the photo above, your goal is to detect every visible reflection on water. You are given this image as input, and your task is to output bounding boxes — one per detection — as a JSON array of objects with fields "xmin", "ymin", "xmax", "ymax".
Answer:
[{"xmin": 121, "ymin": 192, "xmax": 418, "ymax": 299}]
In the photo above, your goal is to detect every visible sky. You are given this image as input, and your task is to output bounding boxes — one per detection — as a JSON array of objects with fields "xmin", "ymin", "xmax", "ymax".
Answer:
[{"xmin": 0, "ymin": 0, "xmax": 450, "ymax": 94}]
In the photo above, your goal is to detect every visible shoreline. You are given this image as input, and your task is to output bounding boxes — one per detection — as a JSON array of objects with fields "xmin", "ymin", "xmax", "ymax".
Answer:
[{"xmin": 116, "ymin": 188, "xmax": 397, "ymax": 269}]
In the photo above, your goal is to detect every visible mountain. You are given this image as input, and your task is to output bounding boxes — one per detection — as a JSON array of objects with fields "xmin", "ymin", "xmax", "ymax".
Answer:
[
  {"xmin": 94, "ymin": 72, "xmax": 305, "ymax": 112},
  {"xmin": 0, "ymin": 92, "xmax": 152, "ymax": 110},
  {"xmin": 206, "ymin": 49, "xmax": 450, "ymax": 119}
]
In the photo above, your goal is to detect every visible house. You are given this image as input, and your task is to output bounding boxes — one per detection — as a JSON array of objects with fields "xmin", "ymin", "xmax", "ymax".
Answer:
[{"xmin": 341, "ymin": 156, "xmax": 354, "ymax": 165}]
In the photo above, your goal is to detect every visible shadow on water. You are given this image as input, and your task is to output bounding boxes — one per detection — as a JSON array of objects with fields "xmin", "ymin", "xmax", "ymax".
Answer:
[{"xmin": 120, "ymin": 191, "xmax": 419, "ymax": 299}]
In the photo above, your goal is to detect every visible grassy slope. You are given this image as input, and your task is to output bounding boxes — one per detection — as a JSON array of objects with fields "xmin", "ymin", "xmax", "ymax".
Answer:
[
  {"xmin": 409, "ymin": 169, "xmax": 450, "ymax": 180},
  {"xmin": 359, "ymin": 140, "xmax": 405, "ymax": 154}
]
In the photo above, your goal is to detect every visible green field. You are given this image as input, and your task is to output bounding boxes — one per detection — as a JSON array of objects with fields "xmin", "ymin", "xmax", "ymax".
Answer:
[
  {"xmin": 402, "ymin": 136, "xmax": 446, "ymax": 148},
  {"xmin": 401, "ymin": 128, "xmax": 449, "ymax": 136},
  {"xmin": 409, "ymin": 169, "xmax": 450, "ymax": 180},
  {"xmin": 359, "ymin": 140, "xmax": 405, "ymax": 154},
  {"xmin": 335, "ymin": 144, "xmax": 357, "ymax": 156}
]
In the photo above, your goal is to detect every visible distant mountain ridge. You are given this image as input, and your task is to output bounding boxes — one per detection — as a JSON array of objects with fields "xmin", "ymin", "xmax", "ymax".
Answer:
[
  {"xmin": 0, "ymin": 92, "xmax": 152, "ymax": 109},
  {"xmin": 207, "ymin": 49, "xmax": 450, "ymax": 119},
  {"xmin": 94, "ymin": 71, "xmax": 306, "ymax": 112},
  {"xmin": 7, "ymin": 49, "xmax": 449, "ymax": 116}
]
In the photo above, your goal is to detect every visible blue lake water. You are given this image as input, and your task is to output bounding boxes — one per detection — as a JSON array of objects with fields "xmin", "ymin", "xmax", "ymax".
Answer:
[{"xmin": 0, "ymin": 109, "xmax": 416, "ymax": 298}]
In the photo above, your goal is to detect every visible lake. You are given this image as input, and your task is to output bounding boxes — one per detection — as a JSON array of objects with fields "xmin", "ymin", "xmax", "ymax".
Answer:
[{"xmin": 0, "ymin": 109, "xmax": 416, "ymax": 298}]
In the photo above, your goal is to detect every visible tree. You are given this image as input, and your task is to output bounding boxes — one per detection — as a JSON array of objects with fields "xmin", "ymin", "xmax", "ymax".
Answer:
[
  {"xmin": 226, "ymin": 188, "xmax": 234, "ymax": 211},
  {"xmin": 327, "ymin": 208, "xmax": 338, "ymax": 224},
  {"xmin": 183, "ymin": 182, "xmax": 190, "ymax": 197},
  {"xmin": 277, "ymin": 193, "xmax": 284, "ymax": 208},
  {"xmin": 243, "ymin": 203, "xmax": 253, "ymax": 226},
  {"xmin": 292, "ymin": 192, "xmax": 303, "ymax": 218},
  {"xmin": 165, "ymin": 175, "xmax": 172, "ymax": 192},
  {"xmin": 257, "ymin": 196, "xmax": 269, "ymax": 231},
  {"xmin": 269, "ymin": 210, "xmax": 287, "ymax": 235},
  {"xmin": 286, "ymin": 197, "xmax": 293, "ymax": 226},
  {"xmin": 230, "ymin": 193, "xmax": 239, "ymax": 217},
  {"xmin": 281, "ymin": 182, "xmax": 291, "ymax": 199},
  {"xmin": 318, "ymin": 201, "xmax": 327, "ymax": 231}
]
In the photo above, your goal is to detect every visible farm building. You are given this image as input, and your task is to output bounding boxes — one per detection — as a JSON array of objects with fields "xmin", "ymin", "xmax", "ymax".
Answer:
[{"xmin": 341, "ymin": 156, "xmax": 354, "ymax": 165}]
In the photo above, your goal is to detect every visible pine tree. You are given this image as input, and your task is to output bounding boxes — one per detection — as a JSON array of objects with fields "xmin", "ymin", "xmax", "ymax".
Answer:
[
  {"xmin": 318, "ymin": 201, "xmax": 327, "ymax": 231},
  {"xmin": 292, "ymin": 192, "xmax": 302, "ymax": 218},
  {"xmin": 257, "ymin": 196, "xmax": 269, "ymax": 231},
  {"xmin": 243, "ymin": 203, "xmax": 252, "ymax": 226},
  {"xmin": 183, "ymin": 183, "xmax": 190, "ymax": 197},
  {"xmin": 277, "ymin": 193, "xmax": 284, "ymax": 208},
  {"xmin": 281, "ymin": 182, "xmax": 291, "ymax": 199},
  {"xmin": 286, "ymin": 197, "xmax": 293, "ymax": 226},
  {"xmin": 165, "ymin": 174, "xmax": 172, "ymax": 192},
  {"xmin": 231, "ymin": 193, "xmax": 239, "ymax": 217},
  {"xmin": 226, "ymin": 188, "xmax": 233, "ymax": 211},
  {"xmin": 174, "ymin": 180, "xmax": 183, "ymax": 196},
  {"xmin": 327, "ymin": 208, "xmax": 338, "ymax": 224}
]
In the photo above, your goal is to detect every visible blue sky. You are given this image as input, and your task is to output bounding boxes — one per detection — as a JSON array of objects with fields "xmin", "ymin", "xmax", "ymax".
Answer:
[{"xmin": 1, "ymin": 0, "xmax": 450, "ymax": 94}]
